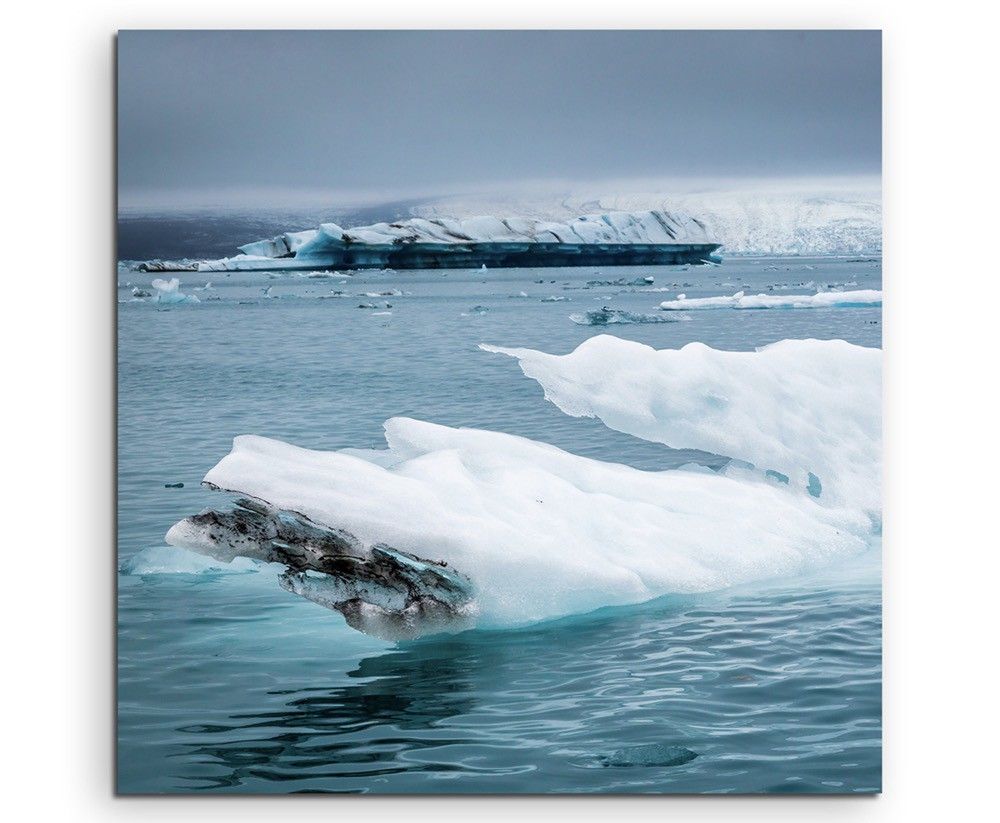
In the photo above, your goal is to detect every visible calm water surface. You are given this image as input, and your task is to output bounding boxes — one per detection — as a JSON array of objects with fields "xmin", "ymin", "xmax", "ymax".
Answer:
[{"xmin": 117, "ymin": 256, "xmax": 881, "ymax": 793}]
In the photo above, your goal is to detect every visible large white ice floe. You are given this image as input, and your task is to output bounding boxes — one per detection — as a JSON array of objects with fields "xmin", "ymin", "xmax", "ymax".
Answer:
[
  {"xmin": 167, "ymin": 417, "xmax": 871, "ymax": 638},
  {"xmin": 658, "ymin": 289, "xmax": 882, "ymax": 311},
  {"xmin": 166, "ymin": 337, "xmax": 879, "ymax": 639},
  {"xmin": 481, "ymin": 336, "xmax": 881, "ymax": 514}
]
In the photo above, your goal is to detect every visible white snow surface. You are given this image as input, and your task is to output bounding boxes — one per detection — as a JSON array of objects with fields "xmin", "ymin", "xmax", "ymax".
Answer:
[
  {"xmin": 658, "ymin": 289, "xmax": 882, "ymax": 310},
  {"xmin": 481, "ymin": 336, "xmax": 881, "ymax": 514},
  {"xmin": 177, "ymin": 413, "xmax": 872, "ymax": 628}
]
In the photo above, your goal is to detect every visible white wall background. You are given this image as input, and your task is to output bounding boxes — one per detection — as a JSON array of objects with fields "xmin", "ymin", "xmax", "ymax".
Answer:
[{"xmin": 2, "ymin": 2, "xmax": 997, "ymax": 820}]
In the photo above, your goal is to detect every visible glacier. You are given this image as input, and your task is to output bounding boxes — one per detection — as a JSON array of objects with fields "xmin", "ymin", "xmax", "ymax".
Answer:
[
  {"xmin": 412, "ymin": 177, "xmax": 882, "ymax": 257},
  {"xmin": 165, "ymin": 337, "xmax": 879, "ymax": 639},
  {"xmin": 657, "ymin": 289, "xmax": 882, "ymax": 311},
  {"xmin": 138, "ymin": 209, "xmax": 721, "ymax": 273}
]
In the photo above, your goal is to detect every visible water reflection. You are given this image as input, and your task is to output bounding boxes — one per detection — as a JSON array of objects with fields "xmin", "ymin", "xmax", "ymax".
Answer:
[
  {"xmin": 171, "ymin": 602, "xmax": 692, "ymax": 790},
  {"xmin": 170, "ymin": 587, "xmax": 880, "ymax": 793}
]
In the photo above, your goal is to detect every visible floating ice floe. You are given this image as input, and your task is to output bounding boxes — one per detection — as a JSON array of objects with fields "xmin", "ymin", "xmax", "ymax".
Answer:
[
  {"xmin": 587, "ymin": 276, "xmax": 656, "ymax": 287},
  {"xmin": 122, "ymin": 545, "xmax": 259, "ymax": 576},
  {"xmin": 167, "ymin": 416, "xmax": 871, "ymax": 639},
  {"xmin": 166, "ymin": 337, "xmax": 879, "ymax": 639},
  {"xmin": 569, "ymin": 308, "xmax": 686, "ymax": 326},
  {"xmin": 151, "ymin": 278, "xmax": 200, "ymax": 305},
  {"xmin": 658, "ymin": 289, "xmax": 881, "ymax": 311}
]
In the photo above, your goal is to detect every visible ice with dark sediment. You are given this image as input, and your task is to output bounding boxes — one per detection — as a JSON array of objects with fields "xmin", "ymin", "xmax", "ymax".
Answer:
[
  {"xmin": 135, "ymin": 209, "xmax": 721, "ymax": 273},
  {"xmin": 166, "ymin": 337, "xmax": 880, "ymax": 640},
  {"xmin": 569, "ymin": 307, "xmax": 686, "ymax": 326}
]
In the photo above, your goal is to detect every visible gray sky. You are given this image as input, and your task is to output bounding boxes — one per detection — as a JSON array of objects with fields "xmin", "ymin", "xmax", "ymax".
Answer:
[{"xmin": 118, "ymin": 30, "xmax": 881, "ymax": 208}]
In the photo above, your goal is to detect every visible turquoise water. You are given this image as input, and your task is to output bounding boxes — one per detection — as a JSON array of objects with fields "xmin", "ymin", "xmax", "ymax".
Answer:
[{"xmin": 117, "ymin": 257, "xmax": 881, "ymax": 793}]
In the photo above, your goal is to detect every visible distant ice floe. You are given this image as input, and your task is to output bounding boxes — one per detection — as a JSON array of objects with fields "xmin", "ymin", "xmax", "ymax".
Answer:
[
  {"xmin": 658, "ymin": 289, "xmax": 882, "ymax": 311},
  {"xmin": 482, "ymin": 335, "xmax": 881, "ymax": 514},
  {"xmin": 569, "ymin": 308, "xmax": 686, "ymax": 326},
  {"xmin": 151, "ymin": 277, "xmax": 200, "ymax": 305},
  {"xmin": 136, "ymin": 208, "xmax": 719, "ymax": 273}
]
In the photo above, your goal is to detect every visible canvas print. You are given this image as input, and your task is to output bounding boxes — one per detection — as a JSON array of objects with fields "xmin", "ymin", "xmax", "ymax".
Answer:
[{"xmin": 117, "ymin": 30, "xmax": 882, "ymax": 794}]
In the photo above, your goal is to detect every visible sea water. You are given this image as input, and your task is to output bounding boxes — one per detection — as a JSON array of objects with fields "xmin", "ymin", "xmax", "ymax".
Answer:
[{"xmin": 117, "ymin": 256, "xmax": 881, "ymax": 793}]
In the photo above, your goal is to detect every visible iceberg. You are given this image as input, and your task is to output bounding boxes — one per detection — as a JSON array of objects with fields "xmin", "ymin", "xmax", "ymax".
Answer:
[
  {"xmin": 658, "ymin": 289, "xmax": 882, "ymax": 311},
  {"xmin": 138, "ymin": 209, "xmax": 721, "ymax": 273},
  {"xmin": 167, "ymin": 419, "xmax": 870, "ymax": 638},
  {"xmin": 150, "ymin": 277, "xmax": 200, "ymax": 305},
  {"xmin": 481, "ymin": 336, "xmax": 881, "ymax": 514},
  {"xmin": 166, "ymin": 336, "xmax": 879, "ymax": 639}
]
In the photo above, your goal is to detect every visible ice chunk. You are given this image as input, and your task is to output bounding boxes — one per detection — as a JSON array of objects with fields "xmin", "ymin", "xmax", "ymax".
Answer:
[
  {"xmin": 150, "ymin": 277, "xmax": 200, "ymax": 305},
  {"xmin": 167, "ymin": 417, "xmax": 871, "ymax": 636},
  {"xmin": 481, "ymin": 336, "xmax": 880, "ymax": 513},
  {"xmin": 659, "ymin": 289, "xmax": 881, "ymax": 310},
  {"xmin": 166, "ymin": 496, "xmax": 475, "ymax": 640},
  {"xmin": 121, "ymin": 545, "xmax": 259, "ymax": 576}
]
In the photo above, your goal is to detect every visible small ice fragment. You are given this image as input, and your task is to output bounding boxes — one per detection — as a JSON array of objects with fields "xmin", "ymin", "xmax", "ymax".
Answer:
[{"xmin": 151, "ymin": 277, "xmax": 200, "ymax": 305}]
